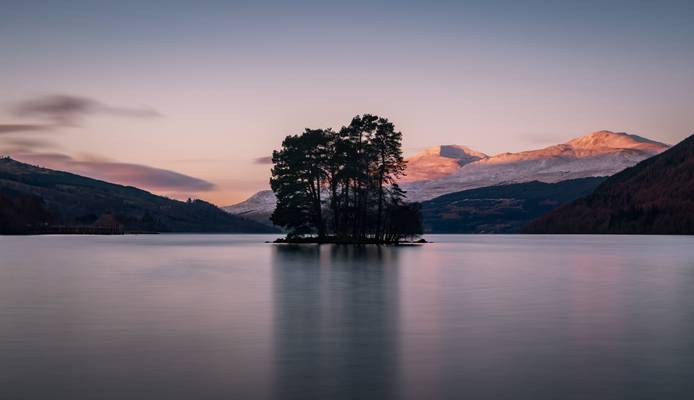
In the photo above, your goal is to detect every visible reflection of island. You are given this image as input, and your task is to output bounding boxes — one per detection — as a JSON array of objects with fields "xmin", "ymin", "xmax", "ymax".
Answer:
[{"xmin": 271, "ymin": 245, "xmax": 402, "ymax": 399}]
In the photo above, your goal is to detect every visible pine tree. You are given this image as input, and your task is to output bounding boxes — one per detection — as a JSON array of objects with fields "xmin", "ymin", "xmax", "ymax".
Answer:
[{"xmin": 270, "ymin": 115, "xmax": 420, "ymax": 242}]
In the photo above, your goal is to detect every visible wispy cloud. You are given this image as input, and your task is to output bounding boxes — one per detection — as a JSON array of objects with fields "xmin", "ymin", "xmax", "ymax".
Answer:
[
  {"xmin": 517, "ymin": 132, "xmax": 572, "ymax": 146},
  {"xmin": 72, "ymin": 160, "xmax": 216, "ymax": 191},
  {"xmin": 253, "ymin": 156, "xmax": 273, "ymax": 164},
  {"xmin": 0, "ymin": 137, "xmax": 56, "ymax": 149},
  {"xmin": 9, "ymin": 94, "xmax": 160, "ymax": 126},
  {"xmin": 0, "ymin": 94, "xmax": 212, "ymax": 196},
  {"xmin": 3, "ymin": 143, "xmax": 215, "ymax": 193},
  {"xmin": 0, "ymin": 124, "xmax": 49, "ymax": 134}
]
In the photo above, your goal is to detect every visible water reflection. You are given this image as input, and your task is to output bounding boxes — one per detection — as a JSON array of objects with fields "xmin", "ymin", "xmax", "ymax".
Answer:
[
  {"xmin": 271, "ymin": 245, "xmax": 403, "ymax": 400},
  {"xmin": 1, "ymin": 235, "xmax": 693, "ymax": 399}
]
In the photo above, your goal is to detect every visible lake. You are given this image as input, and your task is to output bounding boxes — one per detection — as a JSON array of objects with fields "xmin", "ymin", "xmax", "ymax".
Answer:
[{"xmin": 1, "ymin": 234, "xmax": 693, "ymax": 399}]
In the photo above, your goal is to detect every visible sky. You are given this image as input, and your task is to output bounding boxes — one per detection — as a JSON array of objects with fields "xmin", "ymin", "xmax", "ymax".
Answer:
[{"xmin": 1, "ymin": 0, "xmax": 693, "ymax": 205}]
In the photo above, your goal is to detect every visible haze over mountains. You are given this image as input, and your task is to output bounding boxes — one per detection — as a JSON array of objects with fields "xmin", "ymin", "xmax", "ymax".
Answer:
[{"xmin": 225, "ymin": 131, "xmax": 669, "ymax": 226}]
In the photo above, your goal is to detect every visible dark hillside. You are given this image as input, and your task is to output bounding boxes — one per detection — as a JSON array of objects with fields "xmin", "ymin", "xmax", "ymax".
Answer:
[
  {"xmin": 524, "ymin": 134, "xmax": 694, "ymax": 234},
  {"xmin": 422, "ymin": 177, "xmax": 605, "ymax": 233},
  {"xmin": 0, "ymin": 157, "xmax": 278, "ymax": 234}
]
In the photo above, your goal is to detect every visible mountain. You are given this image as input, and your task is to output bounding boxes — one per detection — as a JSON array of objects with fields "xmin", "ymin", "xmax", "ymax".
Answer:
[
  {"xmin": 524, "ymin": 134, "xmax": 694, "ymax": 234},
  {"xmin": 421, "ymin": 177, "xmax": 606, "ymax": 233},
  {"xmin": 222, "ymin": 190, "xmax": 277, "ymax": 227},
  {"xmin": 403, "ymin": 145, "xmax": 488, "ymax": 182},
  {"xmin": 225, "ymin": 131, "xmax": 668, "ymax": 226},
  {"xmin": 0, "ymin": 157, "xmax": 278, "ymax": 234},
  {"xmin": 403, "ymin": 131, "xmax": 668, "ymax": 201}
]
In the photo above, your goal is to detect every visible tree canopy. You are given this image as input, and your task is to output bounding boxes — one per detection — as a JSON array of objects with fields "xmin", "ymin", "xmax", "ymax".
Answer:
[{"xmin": 270, "ymin": 114, "xmax": 422, "ymax": 242}]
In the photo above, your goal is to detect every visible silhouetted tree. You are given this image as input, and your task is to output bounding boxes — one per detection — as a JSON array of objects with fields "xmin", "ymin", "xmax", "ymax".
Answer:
[
  {"xmin": 270, "ymin": 114, "xmax": 420, "ymax": 242},
  {"xmin": 371, "ymin": 118, "xmax": 406, "ymax": 240},
  {"xmin": 270, "ymin": 129, "xmax": 331, "ymax": 238},
  {"xmin": 384, "ymin": 202, "xmax": 423, "ymax": 242},
  {"xmin": 0, "ymin": 193, "xmax": 53, "ymax": 234}
]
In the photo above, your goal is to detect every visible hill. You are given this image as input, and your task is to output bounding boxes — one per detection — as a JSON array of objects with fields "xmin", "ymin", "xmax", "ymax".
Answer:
[
  {"xmin": 524, "ymin": 134, "xmax": 694, "ymax": 234},
  {"xmin": 0, "ymin": 157, "xmax": 278, "ymax": 234},
  {"xmin": 421, "ymin": 177, "xmax": 605, "ymax": 233}
]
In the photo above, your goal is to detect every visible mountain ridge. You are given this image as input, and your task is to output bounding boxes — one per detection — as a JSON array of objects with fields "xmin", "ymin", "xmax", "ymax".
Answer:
[
  {"xmin": 226, "ymin": 130, "xmax": 670, "ymax": 225},
  {"xmin": 403, "ymin": 144, "xmax": 488, "ymax": 182},
  {"xmin": 0, "ymin": 157, "xmax": 278, "ymax": 234},
  {"xmin": 523, "ymin": 134, "xmax": 694, "ymax": 234},
  {"xmin": 402, "ymin": 130, "xmax": 668, "ymax": 201}
]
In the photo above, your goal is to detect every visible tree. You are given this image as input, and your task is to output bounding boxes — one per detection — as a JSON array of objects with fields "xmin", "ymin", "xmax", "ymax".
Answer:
[
  {"xmin": 270, "ymin": 114, "xmax": 421, "ymax": 242},
  {"xmin": 270, "ymin": 130, "xmax": 330, "ymax": 238},
  {"xmin": 385, "ymin": 202, "xmax": 423, "ymax": 242},
  {"xmin": 370, "ymin": 118, "xmax": 406, "ymax": 240}
]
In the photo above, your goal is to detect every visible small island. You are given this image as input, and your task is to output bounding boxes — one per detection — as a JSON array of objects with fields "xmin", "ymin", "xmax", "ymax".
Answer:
[{"xmin": 269, "ymin": 114, "xmax": 424, "ymax": 244}]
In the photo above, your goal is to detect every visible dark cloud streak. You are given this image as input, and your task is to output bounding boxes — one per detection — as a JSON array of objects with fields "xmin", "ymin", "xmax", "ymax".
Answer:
[
  {"xmin": 11, "ymin": 94, "xmax": 160, "ymax": 125},
  {"xmin": 0, "ymin": 124, "xmax": 48, "ymax": 134},
  {"xmin": 77, "ymin": 160, "xmax": 216, "ymax": 191},
  {"xmin": 0, "ymin": 137, "xmax": 56, "ymax": 149},
  {"xmin": 3, "ymin": 149, "xmax": 215, "ymax": 192},
  {"xmin": 0, "ymin": 95, "xmax": 207, "ymax": 193},
  {"xmin": 253, "ymin": 156, "xmax": 273, "ymax": 164}
]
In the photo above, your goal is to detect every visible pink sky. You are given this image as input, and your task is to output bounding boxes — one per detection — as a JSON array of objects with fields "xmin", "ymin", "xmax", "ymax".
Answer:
[{"xmin": 1, "ymin": 2, "xmax": 692, "ymax": 205}]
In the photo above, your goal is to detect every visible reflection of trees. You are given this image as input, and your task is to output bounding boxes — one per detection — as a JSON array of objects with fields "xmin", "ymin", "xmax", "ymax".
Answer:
[{"xmin": 271, "ymin": 244, "xmax": 402, "ymax": 399}]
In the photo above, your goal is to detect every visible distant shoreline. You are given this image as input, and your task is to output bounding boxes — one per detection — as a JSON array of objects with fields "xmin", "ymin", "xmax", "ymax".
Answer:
[{"xmin": 0, "ymin": 230, "xmax": 158, "ymax": 236}]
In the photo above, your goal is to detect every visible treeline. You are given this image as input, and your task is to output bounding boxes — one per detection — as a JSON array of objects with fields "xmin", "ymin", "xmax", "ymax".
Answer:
[
  {"xmin": 0, "ymin": 192, "xmax": 52, "ymax": 234},
  {"xmin": 270, "ymin": 114, "xmax": 422, "ymax": 242}
]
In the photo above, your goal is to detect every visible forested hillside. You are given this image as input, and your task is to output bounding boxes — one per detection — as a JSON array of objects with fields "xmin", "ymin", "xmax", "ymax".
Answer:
[
  {"xmin": 422, "ymin": 177, "xmax": 605, "ymax": 233},
  {"xmin": 524, "ymin": 135, "xmax": 694, "ymax": 234},
  {"xmin": 0, "ymin": 157, "xmax": 278, "ymax": 234}
]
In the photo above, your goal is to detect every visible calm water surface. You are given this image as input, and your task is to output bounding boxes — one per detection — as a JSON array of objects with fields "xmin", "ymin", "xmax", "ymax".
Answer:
[{"xmin": 1, "ymin": 234, "xmax": 693, "ymax": 399}]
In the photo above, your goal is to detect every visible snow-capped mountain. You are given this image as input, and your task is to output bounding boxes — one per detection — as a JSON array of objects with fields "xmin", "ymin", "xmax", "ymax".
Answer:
[
  {"xmin": 224, "ymin": 131, "xmax": 669, "ymax": 224},
  {"xmin": 403, "ymin": 145, "xmax": 488, "ymax": 182},
  {"xmin": 222, "ymin": 189, "xmax": 276, "ymax": 223},
  {"xmin": 402, "ymin": 131, "xmax": 668, "ymax": 201}
]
